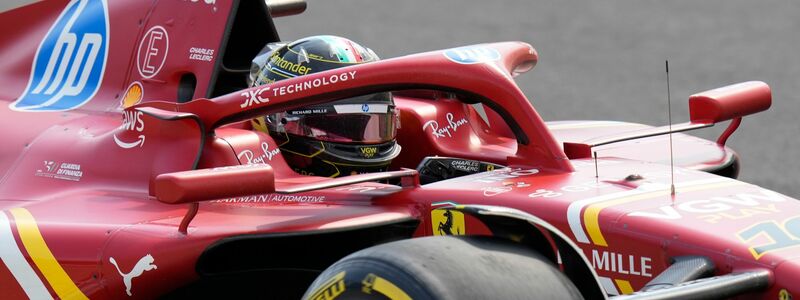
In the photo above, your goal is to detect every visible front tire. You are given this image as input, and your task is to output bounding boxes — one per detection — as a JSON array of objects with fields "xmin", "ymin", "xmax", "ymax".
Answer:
[{"xmin": 302, "ymin": 236, "xmax": 583, "ymax": 300}]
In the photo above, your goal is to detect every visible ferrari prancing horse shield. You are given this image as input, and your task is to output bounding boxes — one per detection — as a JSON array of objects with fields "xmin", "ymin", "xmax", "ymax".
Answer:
[{"xmin": 431, "ymin": 209, "xmax": 465, "ymax": 236}]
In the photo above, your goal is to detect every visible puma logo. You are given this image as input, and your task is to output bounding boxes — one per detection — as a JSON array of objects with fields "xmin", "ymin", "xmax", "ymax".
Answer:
[{"xmin": 109, "ymin": 254, "xmax": 157, "ymax": 296}]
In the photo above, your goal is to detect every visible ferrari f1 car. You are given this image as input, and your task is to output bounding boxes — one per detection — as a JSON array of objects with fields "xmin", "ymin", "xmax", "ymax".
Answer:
[{"xmin": 0, "ymin": 0, "xmax": 796, "ymax": 299}]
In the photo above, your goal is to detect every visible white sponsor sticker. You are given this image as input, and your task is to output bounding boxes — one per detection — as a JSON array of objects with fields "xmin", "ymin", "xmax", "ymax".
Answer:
[
  {"xmin": 114, "ymin": 110, "xmax": 146, "ymax": 149},
  {"xmin": 423, "ymin": 112, "xmax": 469, "ymax": 139},
  {"xmin": 467, "ymin": 168, "xmax": 539, "ymax": 184},
  {"xmin": 35, "ymin": 161, "xmax": 83, "ymax": 181},
  {"xmin": 215, "ymin": 194, "xmax": 326, "ymax": 203},
  {"xmin": 237, "ymin": 142, "xmax": 281, "ymax": 164},
  {"xmin": 628, "ymin": 189, "xmax": 786, "ymax": 223},
  {"xmin": 109, "ymin": 254, "xmax": 157, "ymax": 296},
  {"xmin": 334, "ymin": 103, "xmax": 388, "ymax": 114},
  {"xmin": 188, "ymin": 47, "xmax": 214, "ymax": 62},
  {"xmin": 271, "ymin": 71, "xmax": 357, "ymax": 97},
  {"xmin": 240, "ymin": 87, "xmax": 271, "ymax": 108},
  {"xmin": 591, "ymin": 249, "xmax": 652, "ymax": 277},
  {"xmin": 566, "ymin": 177, "xmax": 741, "ymax": 245},
  {"xmin": 137, "ymin": 26, "xmax": 169, "ymax": 79}
]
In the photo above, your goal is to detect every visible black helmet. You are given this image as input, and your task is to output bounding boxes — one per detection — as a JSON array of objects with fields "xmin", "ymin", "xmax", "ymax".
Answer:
[{"xmin": 250, "ymin": 35, "xmax": 400, "ymax": 177}]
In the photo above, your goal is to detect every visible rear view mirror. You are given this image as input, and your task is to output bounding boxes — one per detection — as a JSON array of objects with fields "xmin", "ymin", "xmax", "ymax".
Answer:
[
  {"xmin": 563, "ymin": 81, "xmax": 773, "ymax": 159},
  {"xmin": 689, "ymin": 81, "xmax": 771, "ymax": 124},
  {"xmin": 154, "ymin": 164, "xmax": 275, "ymax": 204}
]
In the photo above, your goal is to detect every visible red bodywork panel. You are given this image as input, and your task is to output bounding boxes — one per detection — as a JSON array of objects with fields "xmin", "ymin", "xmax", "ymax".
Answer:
[
  {"xmin": 689, "ymin": 81, "xmax": 771, "ymax": 124},
  {"xmin": 0, "ymin": 1, "xmax": 794, "ymax": 299}
]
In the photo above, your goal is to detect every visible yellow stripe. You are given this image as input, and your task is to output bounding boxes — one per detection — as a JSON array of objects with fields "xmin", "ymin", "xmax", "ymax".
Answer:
[
  {"xmin": 584, "ymin": 189, "xmax": 669, "ymax": 246},
  {"xmin": 323, "ymin": 160, "xmax": 341, "ymax": 178},
  {"xmin": 267, "ymin": 66, "xmax": 293, "ymax": 79},
  {"xmin": 321, "ymin": 159, "xmax": 391, "ymax": 168},
  {"xmin": 615, "ymin": 279, "xmax": 634, "ymax": 294},
  {"xmin": 279, "ymin": 140, "xmax": 326, "ymax": 158},
  {"xmin": 287, "ymin": 47, "xmax": 360, "ymax": 64},
  {"xmin": 584, "ymin": 181, "xmax": 744, "ymax": 246},
  {"xmin": 371, "ymin": 275, "xmax": 412, "ymax": 300},
  {"xmin": 251, "ymin": 117, "xmax": 269, "ymax": 133},
  {"xmin": 10, "ymin": 208, "xmax": 88, "ymax": 300}
]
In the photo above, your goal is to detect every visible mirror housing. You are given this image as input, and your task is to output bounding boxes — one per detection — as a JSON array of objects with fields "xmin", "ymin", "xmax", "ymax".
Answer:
[
  {"xmin": 689, "ymin": 81, "xmax": 771, "ymax": 124},
  {"xmin": 154, "ymin": 164, "xmax": 275, "ymax": 204},
  {"xmin": 564, "ymin": 81, "xmax": 772, "ymax": 159}
]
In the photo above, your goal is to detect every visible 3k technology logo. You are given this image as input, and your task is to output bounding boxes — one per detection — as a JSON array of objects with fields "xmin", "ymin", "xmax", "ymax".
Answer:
[{"xmin": 10, "ymin": 0, "xmax": 109, "ymax": 112}]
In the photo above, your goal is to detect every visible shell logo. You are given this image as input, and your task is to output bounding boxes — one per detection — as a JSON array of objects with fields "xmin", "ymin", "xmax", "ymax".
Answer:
[{"xmin": 121, "ymin": 82, "xmax": 143, "ymax": 108}]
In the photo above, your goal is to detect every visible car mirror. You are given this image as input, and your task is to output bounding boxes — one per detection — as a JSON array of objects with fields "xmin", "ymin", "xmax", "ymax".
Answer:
[
  {"xmin": 153, "ymin": 164, "xmax": 275, "ymax": 204},
  {"xmin": 689, "ymin": 81, "xmax": 771, "ymax": 124}
]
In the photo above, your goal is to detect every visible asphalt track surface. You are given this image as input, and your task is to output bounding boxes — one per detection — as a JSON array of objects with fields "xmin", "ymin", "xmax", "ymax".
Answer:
[{"xmin": 2, "ymin": 1, "xmax": 798, "ymax": 197}]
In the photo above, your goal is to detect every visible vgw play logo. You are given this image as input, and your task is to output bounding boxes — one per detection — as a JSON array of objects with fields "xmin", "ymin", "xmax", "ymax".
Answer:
[{"xmin": 10, "ymin": 0, "xmax": 109, "ymax": 112}]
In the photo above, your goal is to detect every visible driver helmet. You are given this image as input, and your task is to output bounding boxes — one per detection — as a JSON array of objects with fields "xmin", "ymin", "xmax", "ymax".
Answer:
[{"xmin": 249, "ymin": 35, "xmax": 401, "ymax": 177}]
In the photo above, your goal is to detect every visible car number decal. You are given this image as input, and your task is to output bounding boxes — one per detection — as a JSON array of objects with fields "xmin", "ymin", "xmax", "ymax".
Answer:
[{"xmin": 738, "ymin": 215, "xmax": 800, "ymax": 260}]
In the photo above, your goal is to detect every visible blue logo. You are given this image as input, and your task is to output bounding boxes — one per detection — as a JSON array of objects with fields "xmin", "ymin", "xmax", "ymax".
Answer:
[
  {"xmin": 10, "ymin": 0, "xmax": 109, "ymax": 112},
  {"xmin": 443, "ymin": 46, "xmax": 501, "ymax": 65},
  {"xmin": 361, "ymin": 103, "xmax": 369, "ymax": 112}
]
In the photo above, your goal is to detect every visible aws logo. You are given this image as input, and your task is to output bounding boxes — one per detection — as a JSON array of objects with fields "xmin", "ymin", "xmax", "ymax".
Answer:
[
  {"xmin": 113, "ymin": 110, "xmax": 145, "ymax": 149},
  {"xmin": 10, "ymin": 0, "xmax": 109, "ymax": 112}
]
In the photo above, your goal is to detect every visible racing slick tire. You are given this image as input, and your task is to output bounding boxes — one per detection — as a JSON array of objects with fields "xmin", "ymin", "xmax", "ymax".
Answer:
[{"xmin": 302, "ymin": 235, "xmax": 583, "ymax": 300}]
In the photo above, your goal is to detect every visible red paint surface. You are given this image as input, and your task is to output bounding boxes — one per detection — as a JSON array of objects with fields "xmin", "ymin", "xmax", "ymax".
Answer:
[{"xmin": 0, "ymin": 1, "xmax": 794, "ymax": 299}]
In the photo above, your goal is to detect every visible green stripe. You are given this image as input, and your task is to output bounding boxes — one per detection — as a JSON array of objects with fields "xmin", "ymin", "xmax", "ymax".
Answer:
[{"xmin": 320, "ymin": 35, "xmax": 355, "ymax": 62}]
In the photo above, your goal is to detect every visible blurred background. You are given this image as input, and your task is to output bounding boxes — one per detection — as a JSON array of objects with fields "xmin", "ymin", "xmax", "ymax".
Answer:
[
  {"xmin": 274, "ymin": 0, "xmax": 799, "ymax": 196},
  {"xmin": 2, "ymin": 1, "xmax": 797, "ymax": 196}
]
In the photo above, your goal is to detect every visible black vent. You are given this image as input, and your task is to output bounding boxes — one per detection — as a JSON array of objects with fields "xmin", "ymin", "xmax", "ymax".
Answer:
[
  {"xmin": 208, "ymin": 0, "xmax": 280, "ymax": 98},
  {"xmin": 177, "ymin": 73, "xmax": 197, "ymax": 103}
]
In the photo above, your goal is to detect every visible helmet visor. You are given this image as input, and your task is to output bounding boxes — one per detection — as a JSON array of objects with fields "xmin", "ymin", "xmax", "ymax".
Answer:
[{"xmin": 268, "ymin": 99, "xmax": 398, "ymax": 144}]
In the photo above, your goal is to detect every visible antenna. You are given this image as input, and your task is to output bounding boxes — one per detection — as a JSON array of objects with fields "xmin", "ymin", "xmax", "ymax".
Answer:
[
  {"xmin": 593, "ymin": 151, "xmax": 599, "ymax": 179},
  {"xmin": 666, "ymin": 60, "xmax": 676, "ymax": 196}
]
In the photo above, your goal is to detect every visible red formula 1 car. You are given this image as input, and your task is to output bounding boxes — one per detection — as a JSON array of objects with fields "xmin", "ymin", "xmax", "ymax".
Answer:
[{"xmin": 0, "ymin": 0, "xmax": 796, "ymax": 299}]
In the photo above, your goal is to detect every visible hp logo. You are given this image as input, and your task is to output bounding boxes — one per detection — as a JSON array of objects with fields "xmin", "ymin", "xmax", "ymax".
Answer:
[
  {"xmin": 10, "ymin": 0, "xmax": 109, "ymax": 112},
  {"xmin": 443, "ymin": 46, "xmax": 500, "ymax": 65},
  {"xmin": 361, "ymin": 103, "xmax": 370, "ymax": 112}
]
